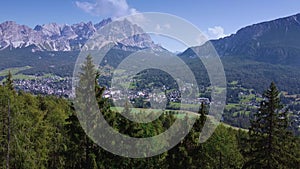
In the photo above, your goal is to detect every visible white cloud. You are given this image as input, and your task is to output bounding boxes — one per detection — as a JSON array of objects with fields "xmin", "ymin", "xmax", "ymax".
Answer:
[
  {"xmin": 154, "ymin": 23, "xmax": 171, "ymax": 32},
  {"xmin": 164, "ymin": 23, "xmax": 171, "ymax": 29},
  {"xmin": 75, "ymin": 0, "xmax": 137, "ymax": 18},
  {"xmin": 195, "ymin": 34, "xmax": 208, "ymax": 46},
  {"xmin": 207, "ymin": 26, "xmax": 228, "ymax": 39},
  {"xmin": 155, "ymin": 24, "xmax": 162, "ymax": 31}
]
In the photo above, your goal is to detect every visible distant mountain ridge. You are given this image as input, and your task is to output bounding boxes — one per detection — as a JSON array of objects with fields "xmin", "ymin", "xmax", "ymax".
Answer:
[
  {"xmin": 0, "ymin": 18, "xmax": 160, "ymax": 51},
  {"xmin": 182, "ymin": 13, "xmax": 300, "ymax": 66}
]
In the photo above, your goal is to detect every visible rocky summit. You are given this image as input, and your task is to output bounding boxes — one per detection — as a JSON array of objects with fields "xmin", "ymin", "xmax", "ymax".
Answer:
[{"xmin": 0, "ymin": 18, "xmax": 160, "ymax": 52}]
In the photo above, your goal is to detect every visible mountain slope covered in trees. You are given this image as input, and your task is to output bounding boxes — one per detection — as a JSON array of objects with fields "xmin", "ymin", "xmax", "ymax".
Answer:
[{"xmin": 0, "ymin": 56, "xmax": 299, "ymax": 168}]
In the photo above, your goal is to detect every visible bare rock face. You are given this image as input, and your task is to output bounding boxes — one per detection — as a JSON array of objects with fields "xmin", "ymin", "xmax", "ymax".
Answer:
[{"xmin": 0, "ymin": 18, "xmax": 161, "ymax": 52}]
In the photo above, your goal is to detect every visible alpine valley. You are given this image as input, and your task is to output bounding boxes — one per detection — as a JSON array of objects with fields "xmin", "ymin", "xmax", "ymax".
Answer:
[{"xmin": 0, "ymin": 13, "xmax": 300, "ymax": 133}]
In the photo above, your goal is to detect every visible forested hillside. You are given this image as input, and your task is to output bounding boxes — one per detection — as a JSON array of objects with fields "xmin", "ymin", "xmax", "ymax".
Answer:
[{"xmin": 0, "ymin": 57, "xmax": 299, "ymax": 169}]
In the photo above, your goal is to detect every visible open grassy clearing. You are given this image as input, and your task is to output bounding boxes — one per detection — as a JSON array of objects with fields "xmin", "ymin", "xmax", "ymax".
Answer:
[
  {"xmin": 111, "ymin": 106, "xmax": 197, "ymax": 119},
  {"xmin": 225, "ymin": 103, "xmax": 240, "ymax": 110},
  {"xmin": 110, "ymin": 107, "xmax": 245, "ymax": 131},
  {"xmin": 0, "ymin": 66, "xmax": 58, "ymax": 82},
  {"xmin": 0, "ymin": 66, "xmax": 32, "ymax": 76}
]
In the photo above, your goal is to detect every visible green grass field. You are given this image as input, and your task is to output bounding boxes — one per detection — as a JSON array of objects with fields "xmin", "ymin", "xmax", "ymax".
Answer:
[
  {"xmin": 111, "ymin": 107, "xmax": 198, "ymax": 119},
  {"xmin": 111, "ymin": 107, "xmax": 244, "ymax": 131},
  {"xmin": 0, "ymin": 66, "xmax": 32, "ymax": 76},
  {"xmin": 0, "ymin": 66, "xmax": 58, "ymax": 82}
]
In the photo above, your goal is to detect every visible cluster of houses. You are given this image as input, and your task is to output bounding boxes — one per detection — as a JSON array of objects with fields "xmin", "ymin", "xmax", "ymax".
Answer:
[
  {"xmin": 103, "ymin": 87, "xmax": 210, "ymax": 105},
  {"xmin": 10, "ymin": 76, "xmax": 211, "ymax": 108},
  {"xmin": 14, "ymin": 77, "xmax": 72, "ymax": 97}
]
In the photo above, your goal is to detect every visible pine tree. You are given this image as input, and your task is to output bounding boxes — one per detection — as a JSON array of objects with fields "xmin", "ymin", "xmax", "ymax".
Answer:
[
  {"xmin": 4, "ymin": 71, "xmax": 14, "ymax": 91},
  {"xmin": 65, "ymin": 108, "xmax": 87, "ymax": 168},
  {"xmin": 203, "ymin": 125, "xmax": 244, "ymax": 168},
  {"xmin": 75, "ymin": 54, "xmax": 99, "ymax": 169},
  {"xmin": 73, "ymin": 55, "xmax": 116, "ymax": 169},
  {"xmin": 194, "ymin": 102, "xmax": 210, "ymax": 168},
  {"xmin": 0, "ymin": 76, "xmax": 15, "ymax": 168},
  {"xmin": 198, "ymin": 102, "xmax": 207, "ymax": 132},
  {"xmin": 243, "ymin": 82, "xmax": 299, "ymax": 168}
]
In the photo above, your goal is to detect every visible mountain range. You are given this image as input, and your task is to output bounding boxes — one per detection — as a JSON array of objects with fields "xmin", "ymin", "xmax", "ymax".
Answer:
[
  {"xmin": 0, "ymin": 13, "xmax": 300, "ymax": 94},
  {"xmin": 0, "ymin": 18, "xmax": 160, "ymax": 52},
  {"xmin": 183, "ymin": 13, "xmax": 300, "ymax": 66},
  {"xmin": 178, "ymin": 13, "xmax": 300, "ymax": 93},
  {"xmin": 2, "ymin": 13, "xmax": 300, "ymax": 67}
]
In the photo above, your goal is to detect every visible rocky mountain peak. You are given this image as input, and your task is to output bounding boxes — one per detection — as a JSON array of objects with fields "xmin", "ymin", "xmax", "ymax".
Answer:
[
  {"xmin": 0, "ymin": 18, "xmax": 160, "ymax": 52},
  {"xmin": 95, "ymin": 18, "xmax": 112, "ymax": 29}
]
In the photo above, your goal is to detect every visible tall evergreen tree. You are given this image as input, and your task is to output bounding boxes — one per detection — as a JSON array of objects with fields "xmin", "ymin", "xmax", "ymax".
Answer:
[
  {"xmin": 0, "ymin": 72, "xmax": 15, "ymax": 168},
  {"xmin": 243, "ymin": 82, "xmax": 299, "ymax": 168},
  {"xmin": 4, "ymin": 71, "xmax": 14, "ymax": 91},
  {"xmin": 65, "ymin": 110, "xmax": 88, "ymax": 169},
  {"xmin": 194, "ymin": 102, "xmax": 210, "ymax": 168},
  {"xmin": 72, "ymin": 55, "xmax": 115, "ymax": 169},
  {"xmin": 204, "ymin": 125, "xmax": 244, "ymax": 169},
  {"xmin": 75, "ymin": 54, "xmax": 100, "ymax": 169},
  {"xmin": 198, "ymin": 102, "xmax": 207, "ymax": 132}
]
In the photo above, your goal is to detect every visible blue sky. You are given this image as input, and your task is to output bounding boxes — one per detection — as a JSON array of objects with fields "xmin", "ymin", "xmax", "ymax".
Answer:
[{"xmin": 1, "ymin": 0, "xmax": 300, "ymax": 51}]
